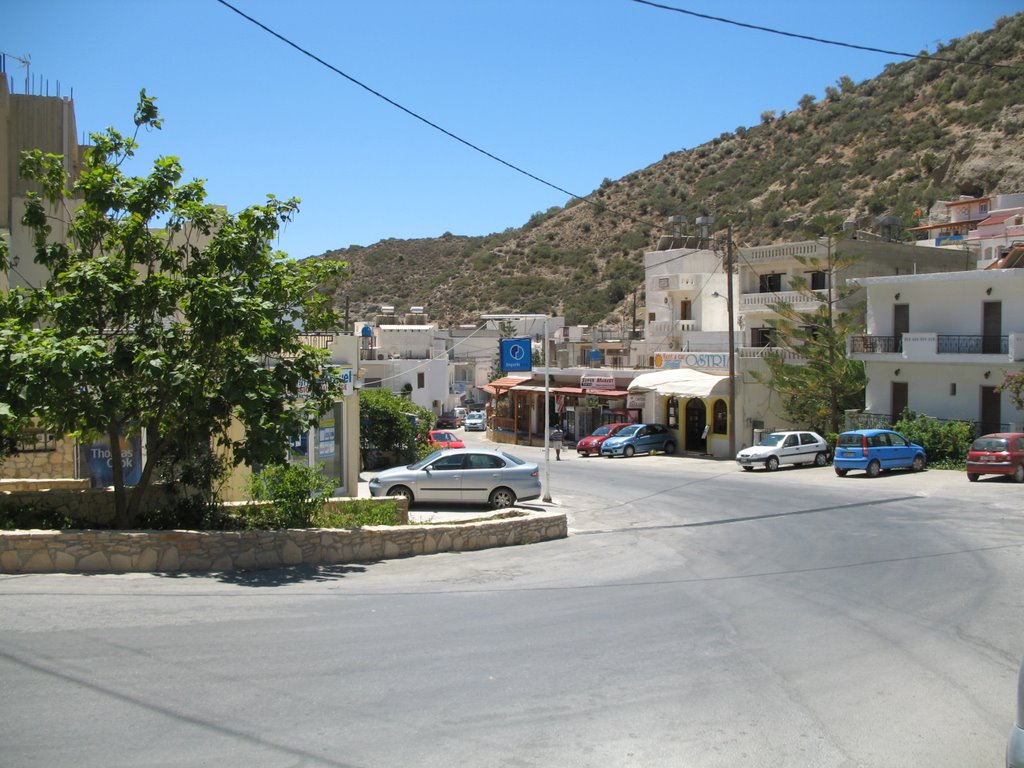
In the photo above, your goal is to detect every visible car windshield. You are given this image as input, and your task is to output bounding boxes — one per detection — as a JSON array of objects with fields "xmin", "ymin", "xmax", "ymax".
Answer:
[
  {"xmin": 500, "ymin": 452, "xmax": 525, "ymax": 465},
  {"xmin": 972, "ymin": 437, "xmax": 1008, "ymax": 451},
  {"xmin": 409, "ymin": 450, "xmax": 445, "ymax": 469},
  {"xmin": 837, "ymin": 433, "xmax": 865, "ymax": 447},
  {"xmin": 592, "ymin": 426, "xmax": 612, "ymax": 437},
  {"xmin": 758, "ymin": 433, "xmax": 786, "ymax": 447},
  {"xmin": 617, "ymin": 425, "xmax": 642, "ymax": 437}
]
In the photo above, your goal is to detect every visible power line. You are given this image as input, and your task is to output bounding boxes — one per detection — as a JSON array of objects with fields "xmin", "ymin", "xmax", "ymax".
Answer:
[
  {"xmin": 214, "ymin": 0, "xmax": 591, "ymax": 204},
  {"xmin": 630, "ymin": 0, "xmax": 1021, "ymax": 71}
]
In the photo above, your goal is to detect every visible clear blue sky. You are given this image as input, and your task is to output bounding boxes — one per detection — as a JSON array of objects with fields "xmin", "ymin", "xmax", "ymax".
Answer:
[{"xmin": 5, "ymin": 1, "xmax": 1020, "ymax": 260}]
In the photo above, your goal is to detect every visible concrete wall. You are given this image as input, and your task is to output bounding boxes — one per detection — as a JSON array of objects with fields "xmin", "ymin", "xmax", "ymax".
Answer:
[{"xmin": 0, "ymin": 509, "xmax": 568, "ymax": 574}]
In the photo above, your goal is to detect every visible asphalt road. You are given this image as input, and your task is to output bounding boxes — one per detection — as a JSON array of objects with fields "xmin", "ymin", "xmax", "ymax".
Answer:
[{"xmin": 2, "ymin": 434, "xmax": 1023, "ymax": 767}]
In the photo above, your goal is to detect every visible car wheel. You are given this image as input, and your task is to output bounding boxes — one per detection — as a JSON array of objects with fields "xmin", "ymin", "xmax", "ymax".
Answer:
[
  {"xmin": 911, "ymin": 454, "xmax": 925, "ymax": 472},
  {"xmin": 623, "ymin": 445, "xmax": 635, "ymax": 458},
  {"xmin": 967, "ymin": 472, "xmax": 979, "ymax": 482},
  {"xmin": 387, "ymin": 486, "xmax": 414, "ymax": 505},
  {"xmin": 663, "ymin": 441, "xmax": 676, "ymax": 455},
  {"xmin": 741, "ymin": 465, "xmax": 754, "ymax": 472},
  {"xmin": 766, "ymin": 456, "xmax": 780, "ymax": 472},
  {"xmin": 814, "ymin": 452, "xmax": 828, "ymax": 467},
  {"xmin": 835, "ymin": 467, "xmax": 848, "ymax": 477},
  {"xmin": 489, "ymin": 487, "xmax": 517, "ymax": 509},
  {"xmin": 1013, "ymin": 465, "xmax": 1024, "ymax": 484},
  {"xmin": 866, "ymin": 459, "xmax": 881, "ymax": 478}
]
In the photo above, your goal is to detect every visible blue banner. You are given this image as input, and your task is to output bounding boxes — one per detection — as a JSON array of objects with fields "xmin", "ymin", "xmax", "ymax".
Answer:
[{"xmin": 500, "ymin": 337, "xmax": 533, "ymax": 372}]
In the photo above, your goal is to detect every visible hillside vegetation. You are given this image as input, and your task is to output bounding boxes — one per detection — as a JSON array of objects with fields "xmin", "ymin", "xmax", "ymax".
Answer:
[{"xmin": 315, "ymin": 13, "xmax": 1024, "ymax": 328}]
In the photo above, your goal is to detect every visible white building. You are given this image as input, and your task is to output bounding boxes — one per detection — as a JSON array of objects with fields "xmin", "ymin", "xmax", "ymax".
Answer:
[{"xmin": 848, "ymin": 269, "xmax": 1024, "ymax": 433}]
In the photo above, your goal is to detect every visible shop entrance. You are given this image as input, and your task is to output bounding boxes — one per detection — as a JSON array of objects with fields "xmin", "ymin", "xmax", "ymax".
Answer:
[{"xmin": 685, "ymin": 398, "xmax": 707, "ymax": 453}]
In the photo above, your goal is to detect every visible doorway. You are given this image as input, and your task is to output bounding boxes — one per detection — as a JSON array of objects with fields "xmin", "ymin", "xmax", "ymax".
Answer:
[
  {"xmin": 980, "ymin": 386, "xmax": 1002, "ymax": 435},
  {"xmin": 893, "ymin": 304, "xmax": 908, "ymax": 352},
  {"xmin": 685, "ymin": 398, "xmax": 708, "ymax": 453},
  {"xmin": 983, "ymin": 301, "xmax": 1002, "ymax": 354},
  {"xmin": 891, "ymin": 381, "xmax": 908, "ymax": 424}
]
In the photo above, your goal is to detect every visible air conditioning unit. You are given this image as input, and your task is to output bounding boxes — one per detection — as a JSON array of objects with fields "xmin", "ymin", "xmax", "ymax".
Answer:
[{"xmin": 667, "ymin": 338, "xmax": 679, "ymax": 350}]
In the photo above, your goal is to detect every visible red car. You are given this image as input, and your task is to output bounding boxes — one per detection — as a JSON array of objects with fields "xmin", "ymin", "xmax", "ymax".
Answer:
[
  {"xmin": 966, "ymin": 432, "xmax": 1024, "ymax": 483},
  {"xmin": 576, "ymin": 423, "xmax": 632, "ymax": 457},
  {"xmin": 428, "ymin": 430, "xmax": 465, "ymax": 449}
]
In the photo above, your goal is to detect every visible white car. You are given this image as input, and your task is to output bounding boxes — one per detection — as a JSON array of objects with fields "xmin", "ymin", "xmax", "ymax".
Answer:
[
  {"xmin": 735, "ymin": 430, "xmax": 830, "ymax": 471},
  {"xmin": 464, "ymin": 411, "xmax": 486, "ymax": 431}
]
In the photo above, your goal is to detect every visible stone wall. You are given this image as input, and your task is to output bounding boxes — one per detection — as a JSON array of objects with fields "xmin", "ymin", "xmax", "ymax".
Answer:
[
  {"xmin": 0, "ymin": 509, "xmax": 568, "ymax": 574},
  {"xmin": 0, "ymin": 438, "xmax": 77, "ymax": 480}
]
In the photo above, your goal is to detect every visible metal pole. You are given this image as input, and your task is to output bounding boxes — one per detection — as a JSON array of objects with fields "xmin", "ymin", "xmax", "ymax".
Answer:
[
  {"xmin": 543, "ymin": 315, "xmax": 552, "ymax": 502},
  {"xmin": 726, "ymin": 227, "xmax": 737, "ymax": 457}
]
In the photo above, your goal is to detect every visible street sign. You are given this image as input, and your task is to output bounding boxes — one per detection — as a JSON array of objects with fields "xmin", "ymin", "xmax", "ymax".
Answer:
[{"xmin": 500, "ymin": 337, "xmax": 532, "ymax": 372}]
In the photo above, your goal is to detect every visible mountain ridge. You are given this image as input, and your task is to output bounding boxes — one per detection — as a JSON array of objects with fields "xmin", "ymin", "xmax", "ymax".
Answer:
[{"xmin": 313, "ymin": 13, "xmax": 1024, "ymax": 329}]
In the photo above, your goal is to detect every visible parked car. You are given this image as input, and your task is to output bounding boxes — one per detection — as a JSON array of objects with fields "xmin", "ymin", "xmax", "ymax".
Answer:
[
  {"xmin": 454, "ymin": 407, "xmax": 467, "ymax": 426},
  {"xmin": 435, "ymin": 413, "xmax": 459, "ymax": 429},
  {"xmin": 833, "ymin": 428, "xmax": 926, "ymax": 477},
  {"xmin": 576, "ymin": 423, "xmax": 632, "ymax": 457},
  {"xmin": 1009, "ymin": 655, "xmax": 1024, "ymax": 768},
  {"xmin": 600, "ymin": 423, "xmax": 675, "ymax": 458},
  {"xmin": 464, "ymin": 411, "xmax": 486, "ymax": 431},
  {"xmin": 735, "ymin": 430, "xmax": 830, "ymax": 471},
  {"xmin": 368, "ymin": 448, "xmax": 541, "ymax": 508},
  {"xmin": 427, "ymin": 430, "xmax": 464, "ymax": 449},
  {"xmin": 966, "ymin": 432, "xmax": 1024, "ymax": 483}
]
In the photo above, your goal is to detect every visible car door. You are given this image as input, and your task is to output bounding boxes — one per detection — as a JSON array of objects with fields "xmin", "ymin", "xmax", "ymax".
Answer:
[
  {"xmin": 634, "ymin": 425, "xmax": 653, "ymax": 453},
  {"xmin": 460, "ymin": 453, "xmax": 505, "ymax": 502},
  {"xmin": 780, "ymin": 433, "xmax": 801, "ymax": 465},
  {"xmin": 418, "ymin": 453, "xmax": 467, "ymax": 503},
  {"xmin": 886, "ymin": 432, "xmax": 913, "ymax": 468}
]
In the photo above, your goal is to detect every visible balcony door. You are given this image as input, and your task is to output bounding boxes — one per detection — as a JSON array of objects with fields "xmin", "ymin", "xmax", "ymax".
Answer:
[
  {"xmin": 983, "ymin": 301, "xmax": 1002, "ymax": 354},
  {"xmin": 893, "ymin": 304, "xmax": 908, "ymax": 353}
]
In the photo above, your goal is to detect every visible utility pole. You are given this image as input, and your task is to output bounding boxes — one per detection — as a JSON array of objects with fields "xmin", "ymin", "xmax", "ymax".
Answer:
[{"xmin": 725, "ymin": 227, "xmax": 737, "ymax": 457}]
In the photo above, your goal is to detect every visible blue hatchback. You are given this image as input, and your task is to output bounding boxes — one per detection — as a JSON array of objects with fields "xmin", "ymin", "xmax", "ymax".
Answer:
[
  {"xmin": 833, "ymin": 429, "xmax": 926, "ymax": 477},
  {"xmin": 600, "ymin": 423, "xmax": 676, "ymax": 458}
]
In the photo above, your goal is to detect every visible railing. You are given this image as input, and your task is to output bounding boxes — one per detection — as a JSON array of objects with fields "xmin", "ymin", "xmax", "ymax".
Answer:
[
  {"xmin": 846, "ymin": 411, "xmax": 1003, "ymax": 438},
  {"xmin": 739, "ymin": 289, "xmax": 833, "ymax": 310},
  {"xmin": 850, "ymin": 335, "xmax": 902, "ymax": 354},
  {"xmin": 937, "ymin": 335, "xmax": 1008, "ymax": 354}
]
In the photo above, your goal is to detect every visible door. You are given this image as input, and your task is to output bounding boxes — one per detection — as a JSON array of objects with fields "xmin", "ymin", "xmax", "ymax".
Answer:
[
  {"xmin": 884, "ymin": 431, "xmax": 914, "ymax": 468},
  {"xmin": 685, "ymin": 399, "xmax": 707, "ymax": 453},
  {"xmin": 980, "ymin": 386, "xmax": 1002, "ymax": 435},
  {"xmin": 418, "ymin": 453, "xmax": 467, "ymax": 502},
  {"xmin": 891, "ymin": 381, "xmax": 908, "ymax": 423},
  {"xmin": 780, "ymin": 433, "xmax": 801, "ymax": 465},
  {"xmin": 983, "ymin": 301, "xmax": 1002, "ymax": 353},
  {"xmin": 460, "ymin": 453, "xmax": 505, "ymax": 502},
  {"xmin": 893, "ymin": 304, "xmax": 909, "ymax": 352}
]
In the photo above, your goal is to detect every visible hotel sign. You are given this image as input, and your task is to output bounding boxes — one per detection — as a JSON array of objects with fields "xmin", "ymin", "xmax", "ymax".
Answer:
[{"xmin": 654, "ymin": 352, "xmax": 730, "ymax": 372}]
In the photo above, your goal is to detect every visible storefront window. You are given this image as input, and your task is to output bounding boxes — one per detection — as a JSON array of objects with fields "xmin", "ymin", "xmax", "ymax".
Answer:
[{"xmin": 713, "ymin": 399, "xmax": 728, "ymax": 434}]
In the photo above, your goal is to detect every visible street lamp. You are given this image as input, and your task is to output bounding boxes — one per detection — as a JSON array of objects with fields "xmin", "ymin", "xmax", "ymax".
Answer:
[{"xmin": 481, "ymin": 313, "xmax": 553, "ymax": 503}]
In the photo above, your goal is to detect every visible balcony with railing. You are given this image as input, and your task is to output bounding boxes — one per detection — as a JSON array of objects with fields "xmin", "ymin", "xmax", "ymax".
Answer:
[
  {"xmin": 646, "ymin": 319, "xmax": 698, "ymax": 337},
  {"xmin": 850, "ymin": 332, "xmax": 1022, "ymax": 362},
  {"xmin": 739, "ymin": 289, "xmax": 834, "ymax": 312}
]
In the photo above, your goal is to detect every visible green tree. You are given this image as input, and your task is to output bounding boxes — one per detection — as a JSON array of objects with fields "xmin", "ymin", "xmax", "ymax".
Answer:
[
  {"xmin": 752, "ymin": 215, "xmax": 866, "ymax": 434},
  {"xmin": 0, "ymin": 92, "xmax": 347, "ymax": 527},
  {"xmin": 999, "ymin": 371, "xmax": 1024, "ymax": 411},
  {"xmin": 359, "ymin": 388, "xmax": 418, "ymax": 468}
]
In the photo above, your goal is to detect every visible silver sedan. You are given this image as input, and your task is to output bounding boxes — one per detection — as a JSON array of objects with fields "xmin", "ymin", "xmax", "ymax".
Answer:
[{"xmin": 368, "ymin": 448, "xmax": 541, "ymax": 509}]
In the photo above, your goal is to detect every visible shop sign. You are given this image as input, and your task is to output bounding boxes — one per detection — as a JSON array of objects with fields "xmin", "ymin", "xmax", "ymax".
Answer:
[
  {"xmin": 627, "ymin": 394, "xmax": 646, "ymax": 409},
  {"xmin": 654, "ymin": 352, "xmax": 730, "ymax": 371},
  {"xmin": 580, "ymin": 374, "xmax": 616, "ymax": 389}
]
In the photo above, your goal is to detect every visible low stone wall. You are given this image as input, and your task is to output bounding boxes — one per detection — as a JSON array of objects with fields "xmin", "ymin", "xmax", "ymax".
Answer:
[{"xmin": 0, "ymin": 509, "xmax": 568, "ymax": 574}]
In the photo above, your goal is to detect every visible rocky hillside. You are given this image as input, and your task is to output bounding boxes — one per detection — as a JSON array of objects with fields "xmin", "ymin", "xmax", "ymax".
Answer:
[{"xmin": 314, "ymin": 13, "xmax": 1024, "ymax": 328}]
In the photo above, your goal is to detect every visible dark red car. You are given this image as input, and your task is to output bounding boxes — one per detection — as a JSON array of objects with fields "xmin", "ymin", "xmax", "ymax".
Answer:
[
  {"xmin": 576, "ymin": 423, "xmax": 632, "ymax": 457},
  {"xmin": 966, "ymin": 432, "xmax": 1024, "ymax": 483}
]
